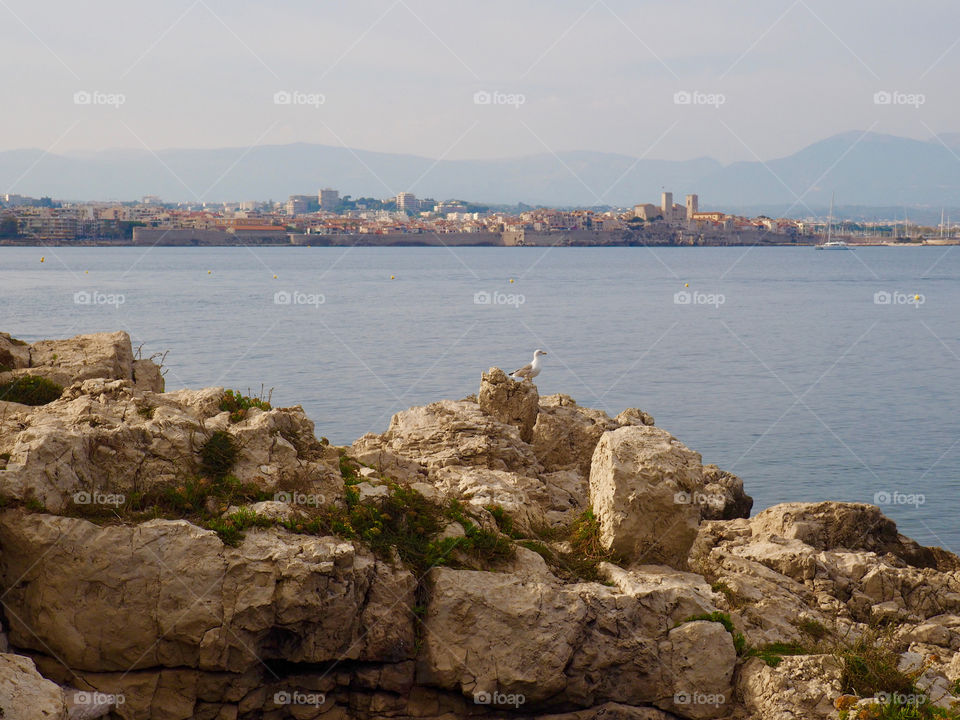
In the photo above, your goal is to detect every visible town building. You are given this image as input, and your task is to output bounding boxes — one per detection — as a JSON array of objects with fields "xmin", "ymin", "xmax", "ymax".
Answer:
[{"xmin": 318, "ymin": 189, "xmax": 340, "ymax": 211}]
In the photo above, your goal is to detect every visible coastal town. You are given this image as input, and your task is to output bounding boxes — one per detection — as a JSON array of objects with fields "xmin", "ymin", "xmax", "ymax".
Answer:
[{"xmin": 0, "ymin": 188, "xmax": 954, "ymax": 246}]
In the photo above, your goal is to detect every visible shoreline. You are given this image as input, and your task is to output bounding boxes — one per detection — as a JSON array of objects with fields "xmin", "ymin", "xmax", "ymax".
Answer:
[{"xmin": 0, "ymin": 239, "xmax": 952, "ymax": 248}]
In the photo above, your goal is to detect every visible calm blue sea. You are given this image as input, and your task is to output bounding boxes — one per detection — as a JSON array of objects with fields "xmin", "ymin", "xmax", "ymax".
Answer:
[{"xmin": 2, "ymin": 245, "xmax": 958, "ymax": 551}]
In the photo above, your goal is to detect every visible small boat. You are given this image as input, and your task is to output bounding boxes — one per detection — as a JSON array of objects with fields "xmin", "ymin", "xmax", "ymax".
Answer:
[
  {"xmin": 816, "ymin": 239, "xmax": 850, "ymax": 250},
  {"xmin": 814, "ymin": 193, "xmax": 851, "ymax": 250}
]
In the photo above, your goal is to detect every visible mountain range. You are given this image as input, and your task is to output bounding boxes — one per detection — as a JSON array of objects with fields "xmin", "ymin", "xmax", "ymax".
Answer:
[{"xmin": 2, "ymin": 131, "xmax": 959, "ymax": 215}]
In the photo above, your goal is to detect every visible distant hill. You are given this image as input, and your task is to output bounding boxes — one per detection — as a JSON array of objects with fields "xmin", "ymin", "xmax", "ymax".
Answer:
[{"xmin": 1, "ymin": 131, "xmax": 958, "ymax": 211}]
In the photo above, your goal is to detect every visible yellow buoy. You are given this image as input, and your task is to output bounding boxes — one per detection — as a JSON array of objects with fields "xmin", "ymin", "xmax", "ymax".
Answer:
[
  {"xmin": 84, "ymin": 270, "xmax": 88, "ymax": 274},
  {"xmin": 40, "ymin": 256, "xmax": 44, "ymax": 263},
  {"xmin": 509, "ymin": 278, "xmax": 514, "ymax": 283},
  {"xmin": 684, "ymin": 283, "xmax": 689, "ymax": 287},
  {"xmin": 207, "ymin": 270, "xmax": 212, "ymax": 275},
  {"xmin": 391, "ymin": 275, "xmax": 395, "ymax": 280},
  {"xmin": 273, "ymin": 274, "xmax": 278, "ymax": 279},
  {"xmin": 915, "ymin": 294, "xmax": 920, "ymax": 300}
]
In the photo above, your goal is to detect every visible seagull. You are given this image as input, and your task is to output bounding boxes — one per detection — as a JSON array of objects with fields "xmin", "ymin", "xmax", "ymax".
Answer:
[{"xmin": 510, "ymin": 349, "xmax": 547, "ymax": 382}]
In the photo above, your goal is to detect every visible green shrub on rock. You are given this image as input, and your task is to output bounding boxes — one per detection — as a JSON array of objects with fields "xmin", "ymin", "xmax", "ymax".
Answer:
[{"xmin": 0, "ymin": 375, "xmax": 63, "ymax": 406}]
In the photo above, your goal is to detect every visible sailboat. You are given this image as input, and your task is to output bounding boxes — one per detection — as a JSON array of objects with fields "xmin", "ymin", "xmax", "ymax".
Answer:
[{"xmin": 815, "ymin": 193, "xmax": 849, "ymax": 249}]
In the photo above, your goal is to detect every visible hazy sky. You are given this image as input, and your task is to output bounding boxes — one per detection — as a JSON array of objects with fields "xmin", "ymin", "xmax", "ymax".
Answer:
[{"xmin": 1, "ymin": 0, "xmax": 957, "ymax": 163}]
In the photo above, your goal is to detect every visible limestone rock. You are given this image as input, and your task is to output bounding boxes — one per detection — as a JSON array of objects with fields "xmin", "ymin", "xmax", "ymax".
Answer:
[
  {"xmin": 0, "ymin": 512, "xmax": 416, "ymax": 674},
  {"xmin": 25, "ymin": 331, "xmax": 135, "ymax": 388},
  {"xmin": 738, "ymin": 654, "xmax": 843, "ymax": 720},
  {"xmin": 0, "ymin": 652, "xmax": 67, "ymax": 719},
  {"xmin": 658, "ymin": 621, "xmax": 735, "ymax": 720},
  {"xmin": 616, "ymin": 408, "xmax": 656, "ymax": 427},
  {"xmin": 0, "ymin": 333, "xmax": 30, "ymax": 372},
  {"xmin": 132, "ymin": 358, "xmax": 165, "ymax": 393},
  {"xmin": 533, "ymin": 394, "xmax": 619, "ymax": 475},
  {"xmin": 366, "ymin": 399, "xmax": 543, "ymax": 476},
  {"xmin": 0, "ymin": 380, "xmax": 341, "ymax": 512},
  {"xmin": 589, "ymin": 426, "xmax": 703, "ymax": 568},
  {"xmin": 697, "ymin": 465, "xmax": 752, "ymax": 521},
  {"xmin": 348, "ymin": 437, "xmax": 428, "ymax": 485},
  {"xmin": 478, "ymin": 367, "xmax": 539, "ymax": 443}
]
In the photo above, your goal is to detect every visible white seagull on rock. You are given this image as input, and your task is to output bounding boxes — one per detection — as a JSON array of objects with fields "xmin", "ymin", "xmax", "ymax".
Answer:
[{"xmin": 510, "ymin": 349, "xmax": 547, "ymax": 382}]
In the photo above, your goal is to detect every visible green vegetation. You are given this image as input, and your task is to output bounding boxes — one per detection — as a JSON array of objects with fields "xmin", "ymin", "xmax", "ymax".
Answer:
[
  {"xmin": 0, "ymin": 375, "xmax": 63, "ymax": 406},
  {"xmin": 797, "ymin": 617, "xmax": 830, "ymax": 641},
  {"xmin": 219, "ymin": 389, "xmax": 271, "ymax": 423},
  {"xmin": 205, "ymin": 507, "xmax": 273, "ymax": 546},
  {"xmin": 199, "ymin": 431, "xmax": 239, "ymax": 480},
  {"xmin": 136, "ymin": 405, "xmax": 154, "ymax": 419},
  {"xmin": 836, "ymin": 624, "xmax": 915, "ymax": 698},
  {"xmin": 838, "ymin": 696, "xmax": 960, "ymax": 720},
  {"xmin": 743, "ymin": 641, "xmax": 807, "ymax": 668}
]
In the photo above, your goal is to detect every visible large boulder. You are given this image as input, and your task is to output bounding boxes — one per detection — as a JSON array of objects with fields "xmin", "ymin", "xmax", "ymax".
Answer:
[
  {"xmin": 658, "ymin": 621, "xmax": 736, "ymax": 720},
  {"xmin": 589, "ymin": 426, "xmax": 703, "ymax": 568},
  {"xmin": 0, "ymin": 331, "xmax": 164, "ymax": 395},
  {"xmin": 0, "ymin": 512, "xmax": 416, "ymax": 674},
  {"xmin": 533, "ymin": 394, "xmax": 620, "ymax": 475},
  {"xmin": 417, "ymin": 564, "xmax": 723, "ymax": 709},
  {"xmin": 478, "ymin": 367, "xmax": 539, "ymax": 443},
  {"xmin": 0, "ymin": 652, "xmax": 68, "ymax": 719},
  {"xmin": 697, "ymin": 465, "xmax": 752, "ymax": 521},
  {"xmin": 361, "ymin": 399, "xmax": 543, "ymax": 477},
  {"xmin": 0, "ymin": 379, "xmax": 341, "ymax": 512}
]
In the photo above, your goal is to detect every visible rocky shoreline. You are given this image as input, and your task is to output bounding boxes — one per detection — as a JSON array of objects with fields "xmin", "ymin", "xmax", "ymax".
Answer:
[{"xmin": 1, "ymin": 331, "xmax": 959, "ymax": 720}]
